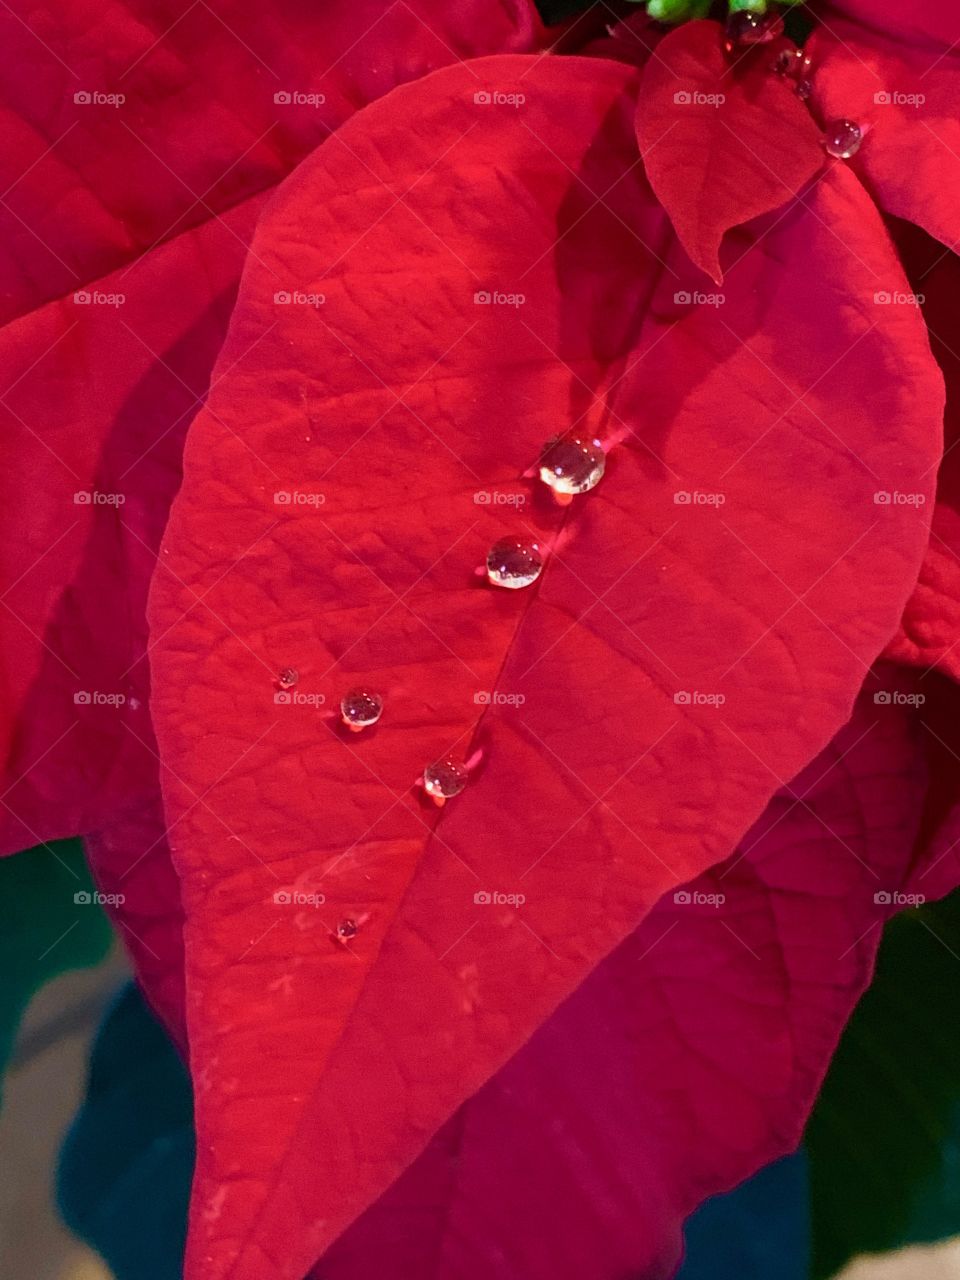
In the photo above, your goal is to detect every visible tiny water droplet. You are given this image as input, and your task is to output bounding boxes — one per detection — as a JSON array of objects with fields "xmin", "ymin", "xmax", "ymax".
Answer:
[
  {"xmin": 423, "ymin": 758, "xmax": 469, "ymax": 803},
  {"xmin": 335, "ymin": 918, "xmax": 358, "ymax": 942},
  {"xmin": 340, "ymin": 688, "xmax": 383, "ymax": 730},
  {"xmin": 276, "ymin": 667, "xmax": 299, "ymax": 690},
  {"xmin": 822, "ymin": 119, "xmax": 862, "ymax": 159},
  {"xmin": 774, "ymin": 48, "xmax": 797, "ymax": 77},
  {"xmin": 538, "ymin": 433, "xmax": 605, "ymax": 499},
  {"xmin": 724, "ymin": 9, "xmax": 783, "ymax": 51},
  {"xmin": 486, "ymin": 537, "xmax": 543, "ymax": 589}
]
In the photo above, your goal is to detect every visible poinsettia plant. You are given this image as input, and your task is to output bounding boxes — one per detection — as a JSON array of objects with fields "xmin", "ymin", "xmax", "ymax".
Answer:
[{"xmin": 3, "ymin": 0, "xmax": 960, "ymax": 1275}]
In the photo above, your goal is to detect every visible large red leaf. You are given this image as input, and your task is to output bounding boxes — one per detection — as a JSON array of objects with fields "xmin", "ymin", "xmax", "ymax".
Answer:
[
  {"xmin": 636, "ymin": 20, "xmax": 822, "ymax": 283},
  {"xmin": 147, "ymin": 53, "xmax": 943, "ymax": 1279},
  {"xmin": 0, "ymin": 0, "xmax": 546, "ymax": 857},
  {"xmin": 322, "ymin": 668, "xmax": 935, "ymax": 1279}
]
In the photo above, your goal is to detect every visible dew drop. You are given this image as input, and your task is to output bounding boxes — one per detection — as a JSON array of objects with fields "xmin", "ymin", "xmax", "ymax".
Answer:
[
  {"xmin": 822, "ymin": 119, "xmax": 863, "ymax": 159},
  {"xmin": 486, "ymin": 537, "xmax": 543, "ymax": 589},
  {"xmin": 340, "ymin": 688, "xmax": 383, "ymax": 731},
  {"xmin": 773, "ymin": 47, "xmax": 813, "ymax": 97},
  {"xmin": 423, "ymin": 758, "xmax": 469, "ymax": 804},
  {"xmin": 724, "ymin": 9, "xmax": 783, "ymax": 51},
  {"xmin": 538, "ymin": 433, "xmax": 605, "ymax": 501},
  {"xmin": 276, "ymin": 667, "xmax": 299, "ymax": 691},
  {"xmin": 335, "ymin": 918, "xmax": 358, "ymax": 942}
]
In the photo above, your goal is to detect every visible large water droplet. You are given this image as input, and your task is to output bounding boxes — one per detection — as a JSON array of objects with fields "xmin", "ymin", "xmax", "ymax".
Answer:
[
  {"xmin": 423, "ymin": 758, "xmax": 469, "ymax": 803},
  {"xmin": 724, "ymin": 9, "xmax": 783, "ymax": 51},
  {"xmin": 276, "ymin": 667, "xmax": 298, "ymax": 691},
  {"xmin": 340, "ymin": 688, "xmax": 383, "ymax": 731},
  {"xmin": 486, "ymin": 537, "xmax": 543, "ymax": 589},
  {"xmin": 822, "ymin": 119, "xmax": 863, "ymax": 159},
  {"xmin": 538, "ymin": 433, "xmax": 605, "ymax": 501}
]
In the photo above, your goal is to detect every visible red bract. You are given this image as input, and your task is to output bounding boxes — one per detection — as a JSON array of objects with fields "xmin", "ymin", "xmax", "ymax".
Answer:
[
  {"xmin": 882, "ymin": 225, "xmax": 960, "ymax": 683},
  {"xmin": 0, "ymin": 0, "xmax": 546, "ymax": 857},
  {"xmin": 808, "ymin": 18, "xmax": 960, "ymax": 251},
  {"xmin": 636, "ymin": 20, "xmax": 822, "ymax": 283},
  {"xmin": 806, "ymin": 15, "xmax": 960, "ymax": 682},
  {"xmin": 147, "ymin": 51, "xmax": 941, "ymax": 1278},
  {"xmin": 324, "ymin": 669, "xmax": 939, "ymax": 1279},
  {"xmin": 0, "ymin": 0, "xmax": 549, "ymax": 1031},
  {"xmin": 821, "ymin": 0, "xmax": 958, "ymax": 52},
  {"xmin": 0, "ymin": 0, "xmax": 545, "ymax": 321}
]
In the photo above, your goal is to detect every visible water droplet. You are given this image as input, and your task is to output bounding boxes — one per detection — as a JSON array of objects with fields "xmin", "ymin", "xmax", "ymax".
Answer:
[
  {"xmin": 822, "ymin": 119, "xmax": 862, "ymax": 159},
  {"xmin": 335, "ymin": 918, "xmax": 358, "ymax": 942},
  {"xmin": 486, "ymin": 537, "xmax": 543, "ymax": 589},
  {"xmin": 276, "ymin": 667, "xmax": 298, "ymax": 691},
  {"xmin": 774, "ymin": 47, "xmax": 813, "ymax": 98},
  {"xmin": 774, "ymin": 48, "xmax": 797, "ymax": 77},
  {"xmin": 538, "ymin": 433, "xmax": 605, "ymax": 501},
  {"xmin": 340, "ymin": 688, "xmax": 383, "ymax": 731},
  {"xmin": 423, "ymin": 758, "xmax": 469, "ymax": 804},
  {"xmin": 724, "ymin": 9, "xmax": 783, "ymax": 51}
]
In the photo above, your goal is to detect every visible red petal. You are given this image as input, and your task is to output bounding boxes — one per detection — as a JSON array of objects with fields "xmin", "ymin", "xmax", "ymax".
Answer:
[
  {"xmin": 0, "ymin": 210, "xmax": 251, "ymax": 852},
  {"xmin": 147, "ymin": 54, "xmax": 943, "ymax": 1279},
  {"xmin": 0, "ymin": 0, "xmax": 547, "ymax": 857},
  {"xmin": 882, "ymin": 226, "xmax": 960, "ymax": 681},
  {"xmin": 322, "ymin": 669, "xmax": 933, "ymax": 1278},
  {"xmin": 809, "ymin": 20, "xmax": 960, "ymax": 251},
  {"xmin": 636, "ymin": 20, "xmax": 822, "ymax": 283},
  {"xmin": 0, "ymin": 0, "xmax": 544, "ymax": 323}
]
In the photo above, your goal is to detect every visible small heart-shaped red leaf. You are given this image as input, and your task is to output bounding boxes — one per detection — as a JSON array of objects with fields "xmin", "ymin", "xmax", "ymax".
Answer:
[{"xmin": 637, "ymin": 20, "xmax": 823, "ymax": 282}]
